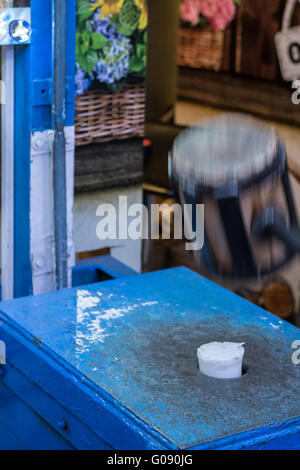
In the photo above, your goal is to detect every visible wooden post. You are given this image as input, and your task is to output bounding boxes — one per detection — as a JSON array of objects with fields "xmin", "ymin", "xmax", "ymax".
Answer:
[
  {"xmin": 146, "ymin": 0, "xmax": 179, "ymax": 122},
  {"xmin": 236, "ymin": 0, "xmax": 283, "ymax": 80}
]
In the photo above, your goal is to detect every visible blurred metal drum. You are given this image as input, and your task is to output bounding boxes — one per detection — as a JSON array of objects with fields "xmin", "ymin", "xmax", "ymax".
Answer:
[{"xmin": 171, "ymin": 114, "xmax": 299, "ymax": 279}]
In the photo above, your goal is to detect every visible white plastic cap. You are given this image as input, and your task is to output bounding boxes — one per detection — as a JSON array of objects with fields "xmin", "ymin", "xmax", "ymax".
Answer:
[{"xmin": 197, "ymin": 342, "xmax": 245, "ymax": 379}]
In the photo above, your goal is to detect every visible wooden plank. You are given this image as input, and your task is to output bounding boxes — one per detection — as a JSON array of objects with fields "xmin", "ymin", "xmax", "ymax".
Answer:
[
  {"xmin": 75, "ymin": 138, "xmax": 143, "ymax": 193},
  {"xmin": 236, "ymin": 0, "xmax": 283, "ymax": 80},
  {"xmin": 178, "ymin": 68, "xmax": 299, "ymax": 126}
]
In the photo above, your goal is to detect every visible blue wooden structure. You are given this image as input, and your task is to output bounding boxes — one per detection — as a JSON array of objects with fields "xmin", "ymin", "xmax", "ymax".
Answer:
[
  {"xmin": 0, "ymin": 267, "xmax": 299, "ymax": 450},
  {"xmin": 0, "ymin": 255, "xmax": 137, "ymax": 300},
  {"xmin": 72, "ymin": 255, "xmax": 137, "ymax": 287},
  {"xmin": 1, "ymin": 0, "xmax": 300, "ymax": 451},
  {"xmin": 13, "ymin": 0, "xmax": 76, "ymax": 297}
]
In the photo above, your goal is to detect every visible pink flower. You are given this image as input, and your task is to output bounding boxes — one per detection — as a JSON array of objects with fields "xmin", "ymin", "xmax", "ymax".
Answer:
[
  {"xmin": 207, "ymin": 0, "xmax": 236, "ymax": 30},
  {"xmin": 180, "ymin": 0, "xmax": 202, "ymax": 26},
  {"xmin": 201, "ymin": 0, "xmax": 217, "ymax": 19},
  {"xmin": 180, "ymin": 0, "xmax": 236, "ymax": 30}
]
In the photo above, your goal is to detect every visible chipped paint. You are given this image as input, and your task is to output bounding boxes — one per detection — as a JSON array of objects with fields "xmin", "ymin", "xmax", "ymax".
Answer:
[{"xmin": 270, "ymin": 323, "xmax": 281, "ymax": 330}]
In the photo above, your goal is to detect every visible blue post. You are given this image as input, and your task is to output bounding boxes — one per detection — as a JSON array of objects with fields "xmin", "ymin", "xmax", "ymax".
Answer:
[{"xmin": 14, "ymin": 45, "xmax": 32, "ymax": 298}]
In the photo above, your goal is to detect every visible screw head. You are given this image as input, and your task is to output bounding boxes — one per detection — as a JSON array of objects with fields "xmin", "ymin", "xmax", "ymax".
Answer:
[
  {"xmin": 9, "ymin": 20, "xmax": 31, "ymax": 43},
  {"xmin": 57, "ymin": 419, "xmax": 68, "ymax": 431}
]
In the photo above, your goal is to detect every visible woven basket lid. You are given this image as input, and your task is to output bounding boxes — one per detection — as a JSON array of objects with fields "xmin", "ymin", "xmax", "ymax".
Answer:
[{"xmin": 172, "ymin": 114, "xmax": 278, "ymax": 190}]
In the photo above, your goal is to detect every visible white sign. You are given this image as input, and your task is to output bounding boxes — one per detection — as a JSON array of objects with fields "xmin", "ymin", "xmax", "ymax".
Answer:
[{"xmin": 275, "ymin": 0, "xmax": 300, "ymax": 81}]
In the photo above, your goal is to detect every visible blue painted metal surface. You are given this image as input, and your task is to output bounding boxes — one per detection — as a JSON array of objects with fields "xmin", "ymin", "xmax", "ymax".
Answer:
[{"xmin": 0, "ymin": 267, "xmax": 300, "ymax": 449}]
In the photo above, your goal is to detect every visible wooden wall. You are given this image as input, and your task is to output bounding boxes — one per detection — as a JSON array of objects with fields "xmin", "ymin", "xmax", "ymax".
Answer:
[{"xmin": 228, "ymin": 0, "xmax": 300, "ymax": 82}]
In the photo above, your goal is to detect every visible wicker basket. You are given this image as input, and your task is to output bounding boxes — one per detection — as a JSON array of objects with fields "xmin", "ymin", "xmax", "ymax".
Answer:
[
  {"xmin": 75, "ymin": 82, "xmax": 145, "ymax": 146},
  {"xmin": 177, "ymin": 27, "xmax": 224, "ymax": 71}
]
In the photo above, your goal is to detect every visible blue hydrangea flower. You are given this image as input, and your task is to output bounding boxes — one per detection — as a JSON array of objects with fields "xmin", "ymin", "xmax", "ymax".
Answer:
[
  {"xmin": 91, "ymin": 9, "xmax": 122, "ymax": 41},
  {"xmin": 75, "ymin": 64, "xmax": 92, "ymax": 96},
  {"xmin": 94, "ymin": 37, "xmax": 131, "ymax": 85},
  {"xmin": 77, "ymin": 3, "xmax": 133, "ymax": 88}
]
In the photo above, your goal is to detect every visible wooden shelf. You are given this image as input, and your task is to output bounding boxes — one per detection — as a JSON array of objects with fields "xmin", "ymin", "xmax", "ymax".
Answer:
[
  {"xmin": 75, "ymin": 138, "xmax": 143, "ymax": 194},
  {"xmin": 178, "ymin": 68, "xmax": 299, "ymax": 126}
]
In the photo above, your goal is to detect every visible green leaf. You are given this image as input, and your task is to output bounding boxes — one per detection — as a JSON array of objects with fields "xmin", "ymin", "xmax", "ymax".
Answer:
[
  {"xmin": 78, "ymin": 49, "xmax": 98, "ymax": 74},
  {"xmin": 76, "ymin": 32, "xmax": 81, "ymax": 55},
  {"xmin": 198, "ymin": 16, "xmax": 207, "ymax": 27},
  {"xmin": 116, "ymin": 23, "xmax": 134, "ymax": 36},
  {"xmin": 77, "ymin": 0, "xmax": 94, "ymax": 23},
  {"xmin": 80, "ymin": 42, "xmax": 90, "ymax": 54},
  {"xmin": 136, "ymin": 43, "xmax": 146, "ymax": 59},
  {"xmin": 91, "ymin": 32, "xmax": 107, "ymax": 50},
  {"xmin": 85, "ymin": 21, "xmax": 93, "ymax": 33},
  {"xmin": 81, "ymin": 30, "xmax": 90, "ymax": 45},
  {"xmin": 129, "ymin": 55, "xmax": 145, "ymax": 73},
  {"xmin": 110, "ymin": 15, "xmax": 119, "ymax": 26}
]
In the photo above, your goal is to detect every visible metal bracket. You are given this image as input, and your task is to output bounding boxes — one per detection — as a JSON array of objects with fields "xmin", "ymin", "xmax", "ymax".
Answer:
[{"xmin": 33, "ymin": 77, "xmax": 74, "ymax": 106}]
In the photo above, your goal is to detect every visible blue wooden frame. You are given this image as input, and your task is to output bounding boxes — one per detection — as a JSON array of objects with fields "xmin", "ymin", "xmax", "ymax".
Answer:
[
  {"xmin": 0, "ymin": 267, "xmax": 300, "ymax": 449},
  {"xmin": 14, "ymin": 44, "xmax": 32, "ymax": 298},
  {"xmin": 72, "ymin": 255, "xmax": 137, "ymax": 287},
  {"xmin": 0, "ymin": 317, "xmax": 175, "ymax": 449},
  {"xmin": 13, "ymin": 0, "xmax": 76, "ymax": 297}
]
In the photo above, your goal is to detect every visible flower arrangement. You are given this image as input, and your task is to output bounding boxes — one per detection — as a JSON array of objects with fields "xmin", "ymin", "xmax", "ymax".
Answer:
[
  {"xmin": 180, "ymin": 0, "xmax": 239, "ymax": 31},
  {"xmin": 76, "ymin": 0, "xmax": 147, "ymax": 95}
]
